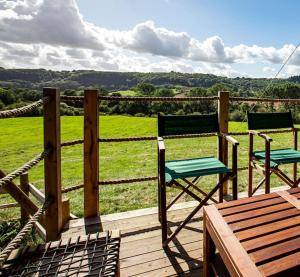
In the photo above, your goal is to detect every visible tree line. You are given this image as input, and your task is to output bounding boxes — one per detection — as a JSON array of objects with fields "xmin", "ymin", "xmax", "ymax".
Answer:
[{"xmin": 1, "ymin": 81, "xmax": 300, "ymax": 121}]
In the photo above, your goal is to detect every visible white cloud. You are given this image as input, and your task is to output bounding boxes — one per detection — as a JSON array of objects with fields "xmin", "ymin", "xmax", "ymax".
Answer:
[
  {"xmin": 0, "ymin": 0, "xmax": 105, "ymax": 49},
  {"xmin": 0, "ymin": 0, "xmax": 299, "ymax": 77}
]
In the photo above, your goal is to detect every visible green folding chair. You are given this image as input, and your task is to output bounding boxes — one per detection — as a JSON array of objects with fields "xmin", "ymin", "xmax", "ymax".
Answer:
[
  {"xmin": 157, "ymin": 113, "xmax": 239, "ymax": 247},
  {"xmin": 248, "ymin": 111, "xmax": 300, "ymax": 196}
]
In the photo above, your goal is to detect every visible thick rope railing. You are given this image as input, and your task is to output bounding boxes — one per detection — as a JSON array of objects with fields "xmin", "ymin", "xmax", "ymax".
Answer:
[
  {"xmin": 60, "ymin": 94, "xmax": 300, "ymax": 104},
  {"xmin": 0, "ymin": 198, "xmax": 51, "ymax": 267},
  {"xmin": 98, "ymin": 95, "xmax": 219, "ymax": 102},
  {"xmin": 60, "ymin": 95, "xmax": 84, "ymax": 102},
  {"xmin": 61, "ymin": 140, "xmax": 84, "ymax": 147},
  {"xmin": 62, "ymin": 183, "xmax": 84, "ymax": 193},
  {"xmin": 0, "ymin": 98, "xmax": 49, "ymax": 119},
  {"xmin": 61, "ymin": 176, "xmax": 159, "ymax": 193},
  {"xmin": 0, "ymin": 148, "xmax": 51, "ymax": 189},
  {"xmin": 99, "ymin": 176, "xmax": 158, "ymax": 185},
  {"xmin": 229, "ymin": 96, "xmax": 300, "ymax": 103},
  {"xmin": 61, "ymin": 133, "xmax": 218, "ymax": 147},
  {"xmin": 61, "ymin": 95, "xmax": 219, "ymax": 102},
  {"xmin": 99, "ymin": 133, "xmax": 217, "ymax": 143}
]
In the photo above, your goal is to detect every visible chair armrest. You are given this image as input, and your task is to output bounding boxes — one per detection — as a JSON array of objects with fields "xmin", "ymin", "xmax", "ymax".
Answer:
[
  {"xmin": 219, "ymin": 133, "xmax": 239, "ymax": 146},
  {"xmin": 157, "ymin": 137, "xmax": 165, "ymax": 152},
  {"xmin": 249, "ymin": 130, "xmax": 273, "ymax": 142}
]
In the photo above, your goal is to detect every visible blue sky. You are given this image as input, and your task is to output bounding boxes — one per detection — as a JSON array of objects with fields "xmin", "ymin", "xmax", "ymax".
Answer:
[
  {"xmin": 77, "ymin": 0, "xmax": 300, "ymax": 47},
  {"xmin": 0, "ymin": 0, "xmax": 299, "ymax": 77}
]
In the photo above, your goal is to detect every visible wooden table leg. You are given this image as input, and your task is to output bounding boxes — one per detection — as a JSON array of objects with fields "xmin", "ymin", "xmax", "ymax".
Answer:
[{"xmin": 203, "ymin": 213, "xmax": 216, "ymax": 277}]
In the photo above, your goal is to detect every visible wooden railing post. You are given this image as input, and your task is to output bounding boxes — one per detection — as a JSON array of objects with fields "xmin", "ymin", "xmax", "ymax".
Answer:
[
  {"xmin": 84, "ymin": 90, "xmax": 99, "ymax": 218},
  {"xmin": 218, "ymin": 91, "xmax": 229, "ymax": 195},
  {"xmin": 20, "ymin": 173, "xmax": 29, "ymax": 224},
  {"xmin": 43, "ymin": 87, "xmax": 62, "ymax": 241}
]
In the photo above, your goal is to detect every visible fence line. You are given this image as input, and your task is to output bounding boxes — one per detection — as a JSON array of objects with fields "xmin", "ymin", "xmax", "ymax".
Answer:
[
  {"xmin": 59, "ymin": 94, "xmax": 300, "ymax": 104},
  {"xmin": 61, "ymin": 167, "xmax": 250, "ymax": 194},
  {"xmin": 229, "ymin": 96, "xmax": 300, "ymax": 103},
  {"xmin": 0, "ymin": 98, "xmax": 48, "ymax": 119}
]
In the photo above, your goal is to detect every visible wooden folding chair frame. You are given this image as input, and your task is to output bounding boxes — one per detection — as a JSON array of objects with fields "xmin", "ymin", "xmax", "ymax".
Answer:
[
  {"xmin": 248, "ymin": 128, "xmax": 300, "ymax": 196},
  {"xmin": 158, "ymin": 133, "xmax": 239, "ymax": 247}
]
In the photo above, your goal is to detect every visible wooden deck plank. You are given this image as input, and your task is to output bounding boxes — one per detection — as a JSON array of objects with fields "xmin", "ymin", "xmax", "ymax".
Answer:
[
  {"xmin": 59, "ymin": 186, "xmax": 291, "ymax": 277},
  {"xmin": 61, "ymin": 202, "xmax": 205, "ymax": 277}
]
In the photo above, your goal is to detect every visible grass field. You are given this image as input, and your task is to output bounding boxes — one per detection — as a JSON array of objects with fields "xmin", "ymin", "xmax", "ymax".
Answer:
[
  {"xmin": 111, "ymin": 90, "xmax": 137, "ymax": 96},
  {"xmin": 0, "ymin": 116, "xmax": 297, "ymax": 220}
]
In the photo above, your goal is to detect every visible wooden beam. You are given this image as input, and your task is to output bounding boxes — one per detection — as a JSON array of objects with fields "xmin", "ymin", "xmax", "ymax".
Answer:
[
  {"xmin": 43, "ymin": 87, "xmax": 62, "ymax": 241},
  {"xmin": 0, "ymin": 170, "xmax": 38, "ymax": 216},
  {"xmin": 62, "ymin": 198, "xmax": 70, "ymax": 228},
  {"xmin": 29, "ymin": 183, "xmax": 45, "ymax": 204},
  {"xmin": 20, "ymin": 173, "xmax": 30, "ymax": 223},
  {"xmin": 84, "ymin": 89, "xmax": 99, "ymax": 218},
  {"xmin": 218, "ymin": 91, "xmax": 229, "ymax": 195},
  {"xmin": 0, "ymin": 203, "xmax": 19, "ymax": 209}
]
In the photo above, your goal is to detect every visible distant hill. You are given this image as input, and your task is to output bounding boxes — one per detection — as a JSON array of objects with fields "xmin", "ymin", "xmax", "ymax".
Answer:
[{"xmin": 0, "ymin": 68, "xmax": 298, "ymax": 92}]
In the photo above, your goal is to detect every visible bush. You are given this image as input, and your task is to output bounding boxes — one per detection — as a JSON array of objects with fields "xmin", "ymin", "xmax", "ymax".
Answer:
[
  {"xmin": 230, "ymin": 110, "xmax": 245, "ymax": 122},
  {"xmin": 175, "ymin": 109, "xmax": 185, "ymax": 115},
  {"xmin": 134, "ymin": 113, "xmax": 145, "ymax": 117},
  {"xmin": 0, "ymin": 99, "xmax": 4, "ymax": 110}
]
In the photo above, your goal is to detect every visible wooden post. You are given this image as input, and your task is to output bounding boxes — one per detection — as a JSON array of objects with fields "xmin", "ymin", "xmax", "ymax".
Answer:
[
  {"xmin": 20, "ymin": 173, "xmax": 30, "ymax": 223},
  {"xmin": 84, "ymin": 90, "xmax": 99, "ymax": 218},
  {"xmin": 218, "ymin": 91, "xmax": 229, "ymax": 195},
  {"xmin": 43, "ymin": 87, "xmax": 62, "ymax": 241}
]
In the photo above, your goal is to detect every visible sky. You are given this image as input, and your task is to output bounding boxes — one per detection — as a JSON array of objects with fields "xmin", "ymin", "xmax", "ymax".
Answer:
[{"xmin": 0, "ymin": 0, "xmax": 300, "ymax": 78}]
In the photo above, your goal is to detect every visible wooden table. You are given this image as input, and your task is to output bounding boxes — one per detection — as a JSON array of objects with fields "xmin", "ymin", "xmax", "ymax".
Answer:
[{"xmin": 203, "ymin": 187, "xmax": 300, "ymax": 277}]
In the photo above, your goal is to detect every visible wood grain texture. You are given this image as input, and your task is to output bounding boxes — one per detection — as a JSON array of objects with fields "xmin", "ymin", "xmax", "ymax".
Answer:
[
  {"xmin": 210, "ymin": 191, "xmax": 300, "ymax": 276},
  {"xmin": 20, "ymin": 173, "xmax": 29, "ymax": 222},
  {"xmin": 43, "ymin": 87, "xmax": 62, "ymax": 241},
  {"xmin": 84, "ymin": 89, "xmax": 99, "ymax": 218}
]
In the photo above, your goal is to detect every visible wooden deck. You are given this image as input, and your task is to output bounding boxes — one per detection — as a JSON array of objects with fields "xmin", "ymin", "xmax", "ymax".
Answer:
[{"xmin": 60, "ymin": 186, "xmax": 288, "ymax": 276}]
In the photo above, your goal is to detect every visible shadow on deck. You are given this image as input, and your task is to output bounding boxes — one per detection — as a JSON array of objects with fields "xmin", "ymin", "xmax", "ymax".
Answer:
[{"xmin": 61, "ymin": 186, "xmax": 288, "ymax": 276}]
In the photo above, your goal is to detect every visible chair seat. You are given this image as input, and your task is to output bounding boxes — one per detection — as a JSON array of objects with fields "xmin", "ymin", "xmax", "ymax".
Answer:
[
  {"xmin": 165, "ymin": 156, "xmax": 230, "ymax": 183},
  {"xmin": 254, "ymin": 148, "xmax": 300, "ymax": 168}
]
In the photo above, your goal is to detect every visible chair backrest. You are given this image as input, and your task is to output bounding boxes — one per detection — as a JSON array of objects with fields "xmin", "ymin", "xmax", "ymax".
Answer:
[
  {"xmin": 157, "ymin": 113, "xmax": 219, "ymax": 136},
  {"xmin": 247, "ymin": 111, "xmax": 294, "ymax": 130}
]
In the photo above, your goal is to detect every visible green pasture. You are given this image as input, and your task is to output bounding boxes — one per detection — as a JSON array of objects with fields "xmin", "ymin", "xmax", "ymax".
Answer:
[
  {"xmin": 111, "ymin": 90, "xmax": 137, "ymax": 96},
  {"xmin": 0, "ymin": 116, "xmax": 297, "ymax": 220}
]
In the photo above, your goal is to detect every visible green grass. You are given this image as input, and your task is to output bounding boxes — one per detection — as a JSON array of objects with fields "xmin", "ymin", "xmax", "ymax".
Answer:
[
  {"xmin": 0, "ymin": 116, "xmax": 298, "ymax": 220},
  {"xmin": 112, "ymin": 90, "xmax": 137, "ymax": 96}
]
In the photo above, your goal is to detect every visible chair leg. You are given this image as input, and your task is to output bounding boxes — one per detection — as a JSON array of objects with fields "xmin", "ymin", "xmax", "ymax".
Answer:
[
  {"xmin": 163, "ymin": 174, "xmax": 230, "ymax": 247},
  {"xmin": 232, "ymin": 173, "xmax": 238, "ymax": 200},
  {"xmin": 248, "ymin": 163, "xmax": 253, "ymax": 197},
  {"xmin": 265, "ymin": 169, "xmax": 270, "ymax": 194},
  {"xmin": 218, "ymin": 174, "xmax": 223, "ymax": 203},
  {"xmin": 158, "ymin": 178, "xmax": 161, "ymax": 223},
  {"xmin": 160, "ymin": 180, "xmax": 168, "ymax": 246},
  {"xmin": 294, "ymin": 163, "xmax": 297, "ymax": 186}
]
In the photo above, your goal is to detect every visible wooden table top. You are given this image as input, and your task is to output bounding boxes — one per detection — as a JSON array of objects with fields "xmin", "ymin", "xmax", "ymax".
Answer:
[{"xmin": 204, "ymin": 187, "xmax": 300, "ymax": 276}]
